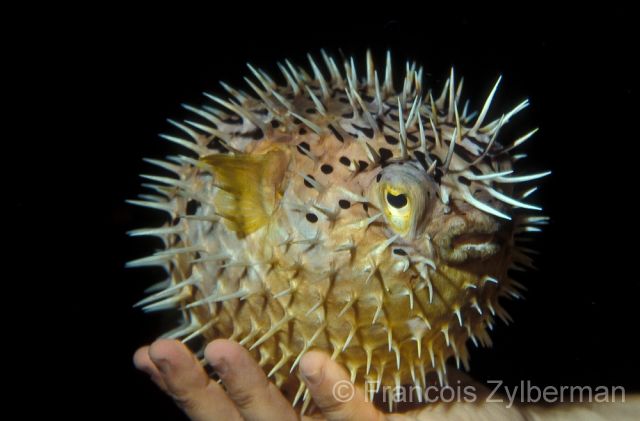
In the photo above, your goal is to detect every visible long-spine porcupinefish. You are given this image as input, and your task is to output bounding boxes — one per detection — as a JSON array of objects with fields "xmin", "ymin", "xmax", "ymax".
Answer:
[{"xmin": 128, "ymin": 50, "xmax": 549, "ymax": 413}]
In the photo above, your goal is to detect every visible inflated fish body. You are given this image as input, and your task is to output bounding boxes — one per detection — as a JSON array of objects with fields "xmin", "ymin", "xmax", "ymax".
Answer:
[{"xmin": 128, "ymin": 51, "xmax": 548, "ymax": 411}]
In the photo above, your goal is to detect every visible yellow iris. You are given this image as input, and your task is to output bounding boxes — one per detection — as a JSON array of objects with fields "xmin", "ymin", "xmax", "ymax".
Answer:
[{"xmin": 383, "ymin": 185, "xmax": 412, "ymax": 236}]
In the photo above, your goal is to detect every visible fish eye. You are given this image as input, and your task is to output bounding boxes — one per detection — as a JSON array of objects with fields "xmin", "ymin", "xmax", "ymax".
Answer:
[
  {"xmin": 386, "ymin": 191, "xmax": 408, "ymax": 208},
  {"xmin": 382, "ymin": 186, "xmax": 412, "ymax": 236},
  {"xmin": 376, "ymin": 163, "xmax": 437, "ymax": 239}
]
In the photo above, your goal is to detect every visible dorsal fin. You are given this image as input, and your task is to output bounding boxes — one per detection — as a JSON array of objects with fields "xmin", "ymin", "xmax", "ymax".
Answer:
[{"xmin": 201, "ymin": 148, "xmax": 290, "ymax": 237}]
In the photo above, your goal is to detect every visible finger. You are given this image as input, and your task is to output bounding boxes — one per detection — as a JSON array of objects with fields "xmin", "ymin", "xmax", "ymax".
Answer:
[
  {"xmin": 134, "ymin": 345, "xmax": 169, "ymax": 391},
  {"xmin": 299, "ymin": 351, "xmax": 384, "ymax": 421},
  {"xmin": 148, "ymin": 339, "xmax": 242, "ymax": 421},
  {"xmin": 204, "ymin": 339, "xmax": 298, "ymax": 421}
]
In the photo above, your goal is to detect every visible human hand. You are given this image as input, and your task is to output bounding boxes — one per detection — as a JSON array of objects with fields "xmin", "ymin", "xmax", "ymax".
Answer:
[
  {"xmin": 134, "ymin": 338, "xmax": 391, "ymax": 420},
  {"xmin": 133, "ymin": 338, "xmax": 553, "ymax": 421}
]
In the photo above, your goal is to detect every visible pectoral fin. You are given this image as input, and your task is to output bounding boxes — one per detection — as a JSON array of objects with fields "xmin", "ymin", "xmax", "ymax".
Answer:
[{"xmin": 201, "ymin": 149, "xmax": 289, "ymax": 237}]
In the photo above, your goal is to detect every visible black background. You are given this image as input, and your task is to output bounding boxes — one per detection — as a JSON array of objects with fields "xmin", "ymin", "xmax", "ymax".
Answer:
[{"xmin": 12, "ymin": 4, "xmax": 638, "ymax": 419}]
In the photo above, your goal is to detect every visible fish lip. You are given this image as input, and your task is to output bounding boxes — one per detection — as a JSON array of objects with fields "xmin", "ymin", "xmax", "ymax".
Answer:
[
  {"xmin": 437, "ymin": 218, "xmax": 505, "ymax": 262},
  {"xmin": 451, "ymin": 230, "xmax": 499, "ymax": 250},
  {"xmin": 450, "ymin": 234, "xmax": 500, "ymax": 258}
]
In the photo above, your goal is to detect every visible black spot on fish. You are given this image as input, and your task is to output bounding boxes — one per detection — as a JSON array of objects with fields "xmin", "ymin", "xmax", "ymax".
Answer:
[
  {"xmin": 247, "ymin": 128, "xmax": 264, "ymax": 140},
  {"xmin": 379, "ymin": 148, "xmax": 393, "ymax": 162},
  {"xmin": 304, "ymin": 175, "xmax": 316, "ymax": 188},
  {"xmin": 306, "ymin": 108, "xmax": 317, "ymax": 114},
  {"xmin": 393, "ymin": 248, "xmax": 408, "ymax": 256},
  {"xmin": 207, "ymin": 138, "xmax": 229, "ymax": 154},
  {"xmin": 458, "ymin": 176, "xmax": 472, "ymax": 186},
  {"xmin": 297, "ymin": 142, "xmax": 310, "ymax": 155},
  {"xmin": 465, "ymin": 134, "xmax": 485, "ymax": 149},
  {"xmin": 328, "ymin": 124, "xmax": 344, "ymax": 142},
  {"xmin": 358, "ymin": 160, "xmax": 369, "ymax": 171},
  {"xmin": 339, "ymin": 156, "xmax": 351, "ymax": 167},
  {"xmin": 270, "ymin": 120, "xmax": 280, "ymax": 128},
  {"xmin": 353, "ymin": 124, "xmax": 374, "ymax": 139},
  {"xmin": 342, "ymin": 111, "xmax": 354, "ymax": 118},
  {"xmin": 321, "ymin": 164, "xmax": 333, "ymax": 174},
  {"xmin": 384, "ymin": 135, "xmax": 399, "ymax": 145},
  {"xmin": 434, "ymin": 168, "xmax": 444, "ymax": 183},
  {"xmin": 299, "ymin": 127, "xmax": 307, "ymax": 135},
  {"xmin": 414, "ymin": 150, "xmax": 428, "ymax": 170},
  {"xmin": 306, "ymin": 213, "xmax": 318, "ymax": 223},
  {"xmin": 456, "ymin": 147, "xmax": 481, "ymax": 164},
  {"xmin": 376, "ymin": 173, "xmax": 382, "ymax": 182},
  {"xmin": 339, "ymin": 199, "xmax": 351, "ymax": 209},
  {"xmin": 363, "ymin": 203, "xmax": 369, "ymax": 212},
  {"xmin": 186, "ymin": 199, "xmax": 200, "ymax": 215},
  {"xmin": 407, "ymin": 132, "xmax": 418, "ymax": 143},
  {"xmin": 361, "ymin": 93, "xmax": 374, "ymax": 103}
]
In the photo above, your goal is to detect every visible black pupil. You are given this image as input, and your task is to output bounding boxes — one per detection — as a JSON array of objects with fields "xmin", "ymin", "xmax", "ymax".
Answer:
[{"xmin": 386, "ymin": 192, "xmax": 407, "ymax": 208}]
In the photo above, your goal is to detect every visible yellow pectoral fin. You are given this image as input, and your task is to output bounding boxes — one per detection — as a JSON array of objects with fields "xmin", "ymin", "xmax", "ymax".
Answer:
[{"xmin": 201, "ymin": 148, "xmax": 289, "ymax": 237}]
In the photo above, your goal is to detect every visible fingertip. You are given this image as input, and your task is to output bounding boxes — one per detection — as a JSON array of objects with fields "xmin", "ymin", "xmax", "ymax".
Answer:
[
  {"xmin": 133, "ymin": 345, "xmax": 168, "ymax": 391},
  {"xmin": 204, "ymin": 339, "xmax": 244, "ymax": 371},
  {"xmin": 148, "ymin": 339, "xmax": 184, "ymax": 362},
  {"xmin": 204, "ymin": 339, "xmax": 297, "ymax": 421},
  {"xmin": 299, "ymin": 350, "xmax": 328, "ymax": 385},
  {"xmin": 133, "ymin": 346, "xmax": 151, "ymax": 371},
  {"xmin": 150, "ymin": 339, "xmax": 199, "ymax": 372},
  {"xmin": 204, "ymin": 339, "xmax": 232, "ymax": 361}
]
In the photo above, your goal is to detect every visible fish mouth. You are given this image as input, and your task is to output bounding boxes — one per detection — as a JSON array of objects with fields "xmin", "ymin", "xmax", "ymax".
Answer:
[
  {"xmin": 450, "ymin": 231, "xmax": 500, "ymax": 257},
  {"xmin": 436, "ymin": 218, "xmax": 505, "ymax": 263}
]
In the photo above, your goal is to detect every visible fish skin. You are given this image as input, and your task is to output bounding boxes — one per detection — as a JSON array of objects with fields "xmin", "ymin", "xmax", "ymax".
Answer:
[{"xmin": 129, "ymin": 51, "xmax": 547, "ymax": 410}]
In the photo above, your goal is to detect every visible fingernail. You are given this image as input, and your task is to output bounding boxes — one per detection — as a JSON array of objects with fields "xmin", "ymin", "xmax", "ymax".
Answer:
[
  {"xmin": 211, "ymin": 358, "xmax": 228, "ymax": 377},
  {"xmin": 155, "ymin": 358, "xmax": 171, "ymax": 374},
  {"xmin": 300, "ymin": 365, "xmax": 321, "ymax": 385}
]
